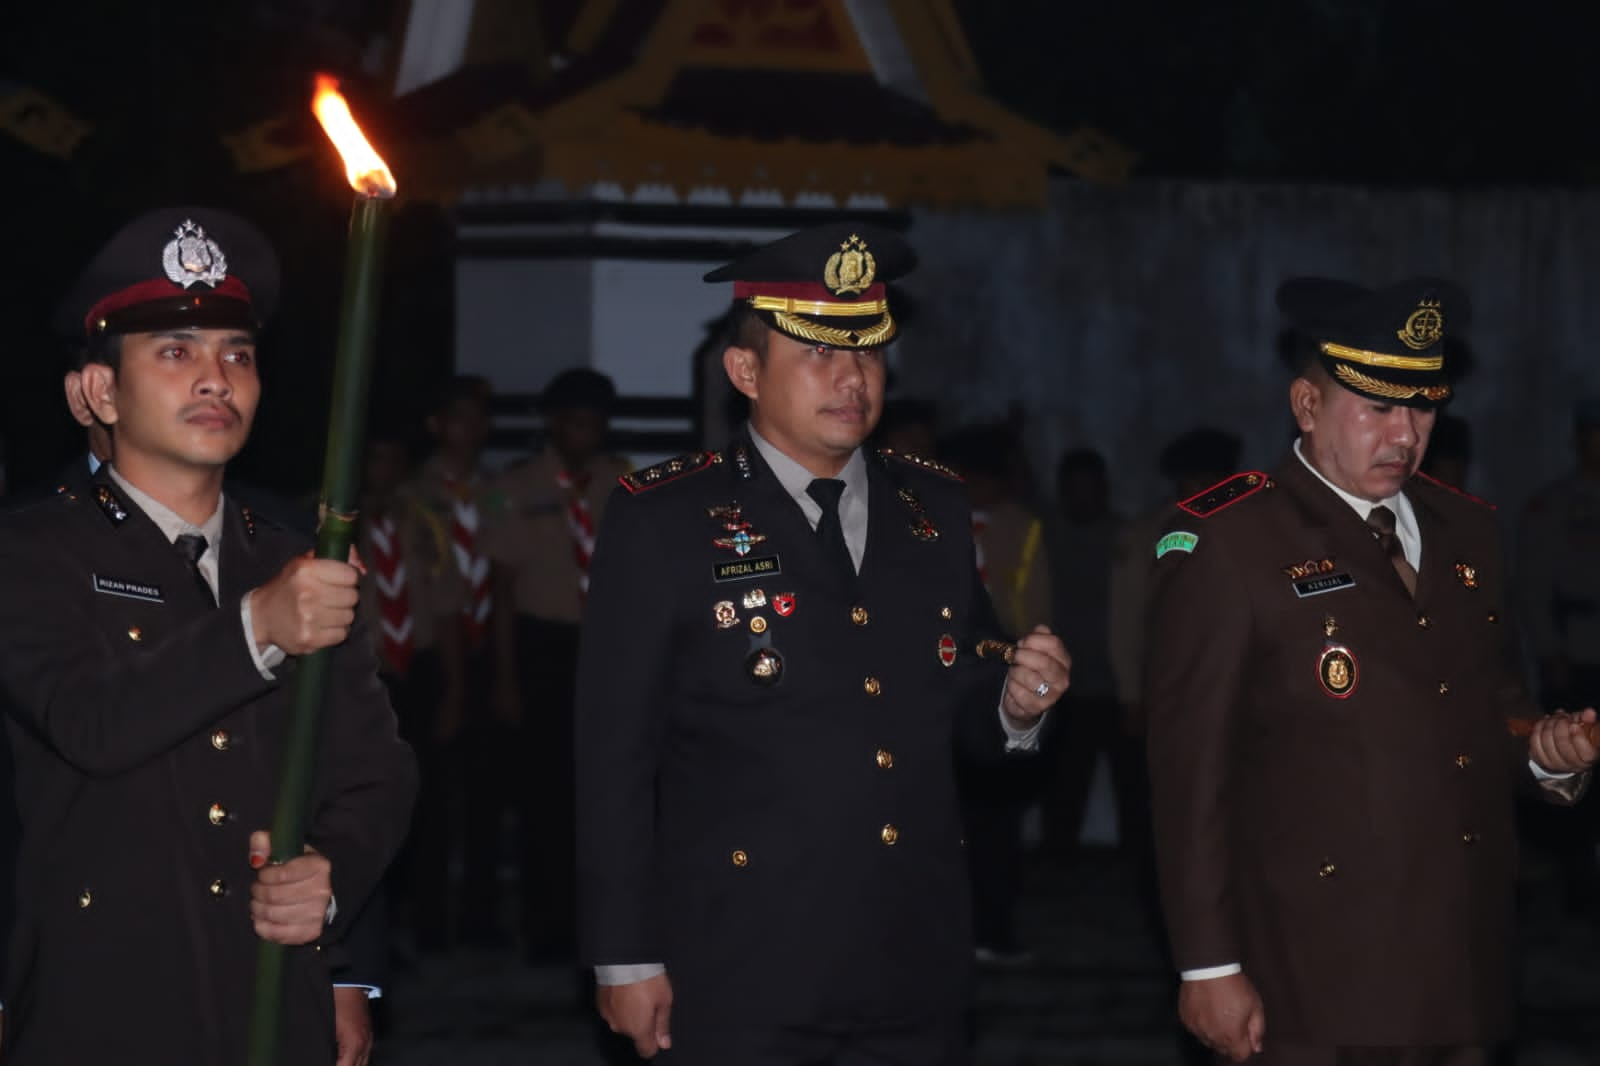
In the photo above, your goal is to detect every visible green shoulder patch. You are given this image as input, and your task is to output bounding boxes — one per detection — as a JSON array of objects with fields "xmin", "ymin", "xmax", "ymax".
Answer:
[
  {"xmin": 1177, "ymin": 471, "xmax": 1272, "ymax": 518},
  {"xmin": 1155, "ymin": 531, "xmax": 1199, "ymax": 559},
  {"xmin": 619, "ymin": 451, "xmax": 721, "ymax": 494}
]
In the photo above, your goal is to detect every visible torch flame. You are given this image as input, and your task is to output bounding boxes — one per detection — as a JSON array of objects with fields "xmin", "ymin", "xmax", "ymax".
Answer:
[{"xmin": 312, "ymin": 75, "xmax": 396, "ymax": 198}]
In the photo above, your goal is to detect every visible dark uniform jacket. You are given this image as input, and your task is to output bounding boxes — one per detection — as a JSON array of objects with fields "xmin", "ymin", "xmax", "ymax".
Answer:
[
  {"xmin": 1146, "ymin": 453, "xmax": 1576, "ymax": 1048},
  {"xmin": 0, "ymin": 470, "xmax": 416, "ymax": 1066},
  {"xmin": 575, "ymin": 439, "xmax": 1017, "ymax": 1034}
]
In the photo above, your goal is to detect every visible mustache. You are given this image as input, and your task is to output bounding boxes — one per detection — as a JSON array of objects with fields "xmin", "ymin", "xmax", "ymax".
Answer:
[
  {"xmin": 180, "ymin": 400, "xmax": 242, "ymax": 422},
  {"xmin": 1375, "ymin": 449, "xmax": 1414, "ymax": 467}
]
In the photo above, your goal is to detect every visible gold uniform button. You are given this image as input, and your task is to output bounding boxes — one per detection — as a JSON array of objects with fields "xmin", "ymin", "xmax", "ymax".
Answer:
[
  {"xmin": 939, "ymin": 606, "xmax": 953, "ymax": 620},
  {"xmin": 749, "ymin": 616, "xmax": 768, "ymax": 634},
  {"xmin": 851, "ymin": 606, "xmax": 870, "ymax": 626},
  {"xmin": 127, "ymin": 626, "xmax": 143, "ymax": 642},
  {"xmin": 881, "ymin": 824, "xmax": 899, "ymax": 846},
  {"xmin": 875, "ymin": 749, "xmax": 894, "ymax": 769},
  {"xmin": 731, "ymin": 850, "xmax": 749, "ymax": 867},
  {"xmin": 863, "ymin": 677, "xmax": 881, "ymax": 696},
  {"xmin": 211, "ymin": 730, "xmax": 231, "ymax": 751},
  {"xmin": 1317, "ymin": 860, "xmax": 1337, "ymax": 879},
  {"xmin": 78, "ymin": 890, "xmax": 93, "ymax": 909},
  {"xmin": 1438, "ymin": 681, "xmax": 1450, "ymax": 695},
  {"xmin": 1487, "ymin": 611, "xmax": 1500, "ymax": 624},
  {"xmin": 209, "ymin": 879, "xmax": 228, "ymax": 899},
  {"xmin": 1456, "ymin": 753, "xmax": 1472, "ymax": 769},
  {"xmin": 1461, "ymin": 830, "xmax": 1479, "ymax": 845},
  {"xmin": 207, "ymin": 803, "xmax": 228, "ymax": 826},
  {"xmin": 1416, "ymin": 615, "xmax": 1432, "ymax": 630}
]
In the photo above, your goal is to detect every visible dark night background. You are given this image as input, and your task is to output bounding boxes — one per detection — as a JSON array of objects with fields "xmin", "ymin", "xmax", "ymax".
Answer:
[{"xmin": 2, "ymin": 0, "xmax": 1593, "ymax": 495}]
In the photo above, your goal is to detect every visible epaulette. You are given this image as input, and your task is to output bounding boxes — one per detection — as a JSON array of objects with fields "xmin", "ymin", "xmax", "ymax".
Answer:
[
  {"xmin": 876, "ymin": 447, "xmax": 963, "ymax": 481},
  {"xmin": 618, "ymin": 450, "xmax": 721, "ymax": 494},
  {"xmin": 1415, "ymin": 472, "xmax": 1496, "ymax": 511},
  {"xmin": 1178, "ymin": 471, "xmax": 1272, "ymax": 518}
]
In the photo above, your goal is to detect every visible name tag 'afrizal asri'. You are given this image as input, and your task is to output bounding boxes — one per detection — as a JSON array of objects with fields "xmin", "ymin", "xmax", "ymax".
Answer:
[
  {"xmin": 713, "ymin": 555, "xmax": 781, "ymax": 583},
  {"xmin": 92, "ymin": 574, "xmax": 164, "ymax": 603}
]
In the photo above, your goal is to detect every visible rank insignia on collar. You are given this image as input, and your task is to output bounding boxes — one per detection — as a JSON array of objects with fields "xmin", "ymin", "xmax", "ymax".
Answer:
[
  {"xmin": 163, "ymin": 219, "xmax": 229, "ymax": 289},
  {"xmin": 241, "ymin": 506, "xmax": 257, "ymax": 537},
  {"xmin": 1318, "ymin": 644, "xmax": 1358, "ymax": 699},
  {"xmin": 95, "ymin": 484, "xmax": 129, "ymax": 525},
  {"xmin": 713, "ymin": 601, "xmax": 740, "ymax": 629},
  {"xmin": 773, "ymin": 593, "xmax": 796, "ymax": 616},
  {"xmin": 714, "ymin": 530, "xmax": 768, "ymax": 556},
  {"xmin": 1455, "ymin": 562, "xmax": 1478, "ymax": 589}
]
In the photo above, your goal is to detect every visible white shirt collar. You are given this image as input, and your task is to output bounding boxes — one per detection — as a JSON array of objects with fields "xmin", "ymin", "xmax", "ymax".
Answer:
[
  {"xmin": 106, "ymin": 465, "xmax": 226, "ymax": 553},
  {"xmin": 746, "ymin": 424, "xmax": 868, "ymax": 527},
  {"xmin": 1293, "ymin": 437, "xmax": 1422, "ymax": 568}
]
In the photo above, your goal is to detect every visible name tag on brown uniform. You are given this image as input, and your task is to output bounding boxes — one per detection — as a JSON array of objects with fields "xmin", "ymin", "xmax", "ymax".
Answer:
[{"xmin": 1292, "ymin": 572, "xmax": 1355, "ymax": 598}]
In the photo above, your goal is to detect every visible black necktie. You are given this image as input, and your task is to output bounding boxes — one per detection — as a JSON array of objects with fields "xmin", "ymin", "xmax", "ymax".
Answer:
[
  {"xmin": 175, "ymin": 533, "xmax": 217, "ymax": 607},
  {"xmin": 1365, "ymin": 505, "xmax": 1417, "ymax": 597},
  {"xmin": 805, "ymin": 478, "xmax": 856, "ymax": 580}
]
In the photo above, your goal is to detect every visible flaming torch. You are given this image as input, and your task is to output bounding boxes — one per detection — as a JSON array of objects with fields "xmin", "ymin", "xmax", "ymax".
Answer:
[{"xmin": 247, "ymin": 74, "xmax": 396, "ymax": 1066}]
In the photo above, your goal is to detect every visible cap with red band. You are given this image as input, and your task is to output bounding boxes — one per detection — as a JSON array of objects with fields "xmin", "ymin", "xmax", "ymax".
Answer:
[
  {"xmin": 705, "ymin": 222, "xmax": 913, "ymax": 350},
  {"xmin": 57, "ymin": 206, "xmax": 279, "ymax": 341}
]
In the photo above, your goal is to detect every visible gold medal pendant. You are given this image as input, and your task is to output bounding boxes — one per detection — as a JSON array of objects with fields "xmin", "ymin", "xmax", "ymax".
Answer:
[{"xmin": 1318, "ymin": 644, "xmax": 1358, "ymax": 699}]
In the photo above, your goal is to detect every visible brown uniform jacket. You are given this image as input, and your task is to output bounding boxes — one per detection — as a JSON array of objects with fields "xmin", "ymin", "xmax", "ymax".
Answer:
[
  {"xmin": 1146, "ymin": 453, "xmax": 1571, "ymax": 1047},
  {"xmin": 483, "ymin": 449, "xmax": 630, "ymax": 624}
]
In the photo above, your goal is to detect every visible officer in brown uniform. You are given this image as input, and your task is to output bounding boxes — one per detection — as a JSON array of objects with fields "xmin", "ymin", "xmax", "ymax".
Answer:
[
  {"xmin": 484, "ymin": 367, "xmax": 629, "ymax": 961},
  {"xmin": 1146, "ymin": 277, "xmax": 1599, "ymax": 1065}
]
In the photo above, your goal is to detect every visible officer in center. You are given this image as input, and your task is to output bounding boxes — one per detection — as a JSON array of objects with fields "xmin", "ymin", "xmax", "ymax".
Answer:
[{"xmin": 573, "ymin": 223, "xmax": 1073, "ymax": 1065}]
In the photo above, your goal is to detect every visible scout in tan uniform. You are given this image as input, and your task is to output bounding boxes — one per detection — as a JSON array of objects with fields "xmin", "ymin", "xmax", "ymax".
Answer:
[
  {"xmin": 1147, "ymin": 277, "xmax": 1599, "ymax": 1065},
  {"xmin": 484, "ymin": 367, "xmax": 629, "ymax": 962},
  {"xmin": 405, "ymin": 376, "xmax": 504, "ymax": 947},
  {"xmin": 356, "ymin": 428, "xmax": 465, "ymax": 952}
]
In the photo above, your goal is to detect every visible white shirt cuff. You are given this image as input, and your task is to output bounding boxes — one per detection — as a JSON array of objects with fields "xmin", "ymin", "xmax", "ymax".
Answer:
[
  {"xmin": 333, "ymin": 983, "xmax": 382, "ymax": 999},
  {"xmin": 1181, "ymin": 963, "xmax": 1243, "ymax": 981},
  {"xmin": 241, "ymin": 591, "xmax": 287, "ymax": 679},
  {"xmin": 596, "ymin": 962, "xmax": 666, "ymax": 986},
  {"xmin": 1530, "ymin": 758, "xmax": 1576, "ymax": 781},
  {"xmin": 998, "ymin": 698, "xmax": 1046, "ymax": 752}
]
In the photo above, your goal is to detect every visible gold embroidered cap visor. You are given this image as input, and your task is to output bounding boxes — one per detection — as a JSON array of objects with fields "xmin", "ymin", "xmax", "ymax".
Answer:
[
  {"xmin": 1276, "ymin": 275, "xmax": 1469, "ymax": 408},
  {"xmin": 704, "ymin": 221, "xmax": 915, "ymax": 351}
]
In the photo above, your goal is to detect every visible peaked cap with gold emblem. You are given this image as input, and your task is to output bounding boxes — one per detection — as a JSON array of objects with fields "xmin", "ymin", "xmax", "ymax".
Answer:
[
  {"xmin": 1277, "ymin": 276, "xmax": 1469, "ymax": 407},
  {"xmin": 57, "ymin": 206, "xmax": 279, "ymax": 340},
  {"xmin": 704, "ymin": 222, "xmax": 914, "ymax": 350}
]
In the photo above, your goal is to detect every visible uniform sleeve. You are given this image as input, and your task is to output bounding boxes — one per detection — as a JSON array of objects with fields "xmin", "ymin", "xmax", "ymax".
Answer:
[
  {"xmin": 306, "ymin": 616, "xmax": 418, "ymax": 940},
  {"xmin": 1144, "ymin": 524, "xmax": 1251, "ymax": 971},
  {"xmin": 574, "ymin": 490, "xmax": 678, "ymax": 966},
  {"xmin": 0, "ymin": 527, "xmax": 275, "ymax": 776}
]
